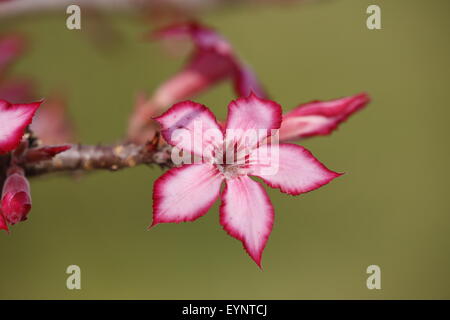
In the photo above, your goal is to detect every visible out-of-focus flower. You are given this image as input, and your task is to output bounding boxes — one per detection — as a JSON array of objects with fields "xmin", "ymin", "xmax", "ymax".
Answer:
[
  {"xmin": 128, "ymin": 22, "xmax": 266, "ymax": 143},
  {"xmin": 151, "ymin": 94, "xmax": 340, "ymax": 267},
  {"xmin": 0, "ymin": 99, "xmax": 41, "ymax": 154},
  {"xmin": 279, "ymin": 93, "xmax": 370, "ymax": 142},
  {"xmin": 30, "ymin": 94, "xmax": 75, "ymax": 144},
  {"xmin": 127, "ymin": 91, "xmax": 161, "ymax": 144},
  {"xmin": 152, "ymin": 22, "xmax": 266, "ymax": 105},
  {"xmin": 0, "ymin": 34, "xmax": 34, "ymax": 103},
  {"xmin": 0, "ymin": 34, "xmax": 24, "ymax": 74},
  {"xmin": 0, "ymin": 78, "xmax": 34, "ymax": 103}
]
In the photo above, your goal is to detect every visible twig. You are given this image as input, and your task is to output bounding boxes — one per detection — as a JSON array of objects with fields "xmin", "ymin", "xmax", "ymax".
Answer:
[{"xmin": 23, "ymin": 142, "xmax": 173, "ymax": 177}]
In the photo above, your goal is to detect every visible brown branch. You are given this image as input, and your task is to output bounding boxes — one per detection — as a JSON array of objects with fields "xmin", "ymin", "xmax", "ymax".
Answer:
[{"xmin": 23, "ymin": 142, "xmax": 173, "ymax": 177}]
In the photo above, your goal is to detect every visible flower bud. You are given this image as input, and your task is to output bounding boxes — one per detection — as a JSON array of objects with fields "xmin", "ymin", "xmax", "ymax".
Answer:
[{"xmin": 1, "ymin": 166, "xmax": 31, "ymax": 225}]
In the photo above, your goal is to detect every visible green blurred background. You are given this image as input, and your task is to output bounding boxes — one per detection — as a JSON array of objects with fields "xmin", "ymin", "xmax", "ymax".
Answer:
[{"xmin": 1, "ymin": 0, "xmax": 449, "ymax": 299}]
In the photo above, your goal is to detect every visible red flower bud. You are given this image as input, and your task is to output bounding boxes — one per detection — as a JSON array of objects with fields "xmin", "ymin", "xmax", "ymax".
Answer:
[{"xmin": 1, "ymin": 166, "xmax": 31, "ymax": 226}]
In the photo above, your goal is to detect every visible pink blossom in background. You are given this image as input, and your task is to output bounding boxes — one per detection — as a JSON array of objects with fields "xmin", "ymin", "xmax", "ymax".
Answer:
[
  {"xmin": 152, "ymin": 22, "xmax": 266, "ymax": 105},
  {"xmin": 127, "ymin": 22, "xmax": 267, "ymax": 143},
  {"xmin": 30, "ymin": 94, "xmax": 75, "ymax": 144},
  {"xmin": 0, "ymin": 34, "xmax": 25, "ymax": 74},
  {"xmin": 0, "ymin": 34, "xmax": 35, "ymax": 103}
]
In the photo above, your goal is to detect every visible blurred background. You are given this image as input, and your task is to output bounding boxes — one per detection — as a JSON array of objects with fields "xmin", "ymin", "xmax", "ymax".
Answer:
[{"xmin": 1, "ymin": 0, "xmax": 449, "ymax": 299}]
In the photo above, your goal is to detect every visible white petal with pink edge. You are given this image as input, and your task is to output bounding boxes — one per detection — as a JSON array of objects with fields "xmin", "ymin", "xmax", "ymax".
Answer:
[
  {"xmin": 225, "ymin": 94, "xmax": 282, "ymax": 132},
  {"xmin": 249, "ymin": 143, "xmax": 342, "ymax": 195},
  {"xmin": 279, "ymin": 93, "xmax": 369, "ymax": 141},
  {"xmin": 152, "ymin": 164, "xmax": 223, "ymax": 226},
  {"xmin": 224, "ymin": 94, "xmax": 282, "ymax": 160},
  {"xmin": 154, "ymin": 101, "xmax": 223, "ymax": 160},
  {"xmin": 0, "ymin": 100, "xmax": 41, "ymax": 154},
  {"xmin": 220, "ymin": 176, "xmax": 274, "ymax": 267}
]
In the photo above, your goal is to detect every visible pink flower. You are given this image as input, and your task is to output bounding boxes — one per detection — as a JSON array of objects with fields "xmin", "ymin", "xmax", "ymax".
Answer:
[
  {"xmin": 0, "ymin": 166, "xmax": 31, "ymax": 231},
  {"xmin": 0, "ymin": 99, "xmax": 41, "ymax": 154},
  {"xmin": 0, "ymin": 78, "xmax": 35, "ymax": 103},
  {"xmin": 0, "ymin": 35, "xmax": 34, "ymax": 103},
  {"xmin": 152, "ymin": 22, "xmax": 266, "ymax": 106},
  {"xmin": 30, "ymin": 94, "xmax": 75, "ymax": 144},
  {"xmin": 279, "ymin": 93, "xmax": 370, "ymax": 141},
  {"xmin": 128, "ymin": 22, "xmax": 266, "ymax": 143},
  {"xmin": 0, "ymin": 34, "xmax": 25, "ymax": 74},
  {"xmin": 151, "ymin": 94, "xmax": 341, "ymax": 267}
]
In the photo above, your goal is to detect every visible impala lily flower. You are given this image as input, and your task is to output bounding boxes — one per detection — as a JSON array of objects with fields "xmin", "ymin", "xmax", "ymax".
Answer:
[
  {"xmin": 0, "ymin": 99, "xmax": 41, "ymax": 154},
  {"xmin": 279, "ymin": 93, "xmax": 370, "ymax": 142},
  {"xmin": 151, "ymin": 94, "xmax": 341, "ymax": 267},
  {"xmin": 152, "ymin": 22, "xmax": 266, "ymax": 106},
  {"xmin": 127, "ymin": 22, "xmax": 266, "ymax": 143}
]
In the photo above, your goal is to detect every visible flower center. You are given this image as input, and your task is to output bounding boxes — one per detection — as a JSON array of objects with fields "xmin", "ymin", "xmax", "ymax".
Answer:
[{"xmin": 215, "ymin": 163, "xmax": 247, "ymax": 179}]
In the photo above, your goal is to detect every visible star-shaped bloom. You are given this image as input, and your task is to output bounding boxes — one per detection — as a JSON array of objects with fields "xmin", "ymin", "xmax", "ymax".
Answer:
[{"xmin": 151, "ymin": 94, "xmax": 341, "ymax": 267}]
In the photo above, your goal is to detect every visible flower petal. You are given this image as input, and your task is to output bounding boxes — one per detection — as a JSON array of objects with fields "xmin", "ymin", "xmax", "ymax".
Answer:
[
  {"xmin": 224, "ymin": 94, "xmax": 282, "ymax": 159},
  {"xmin": 152, "ymin": 164, "xmax": 223, "ymax": 226},
  {"xmin": 279, "ymin": 93, "xmax": 370, "ymax": 141},
  {"xmin": 0, "ymin": 100, "xmax": 41, "ymax": 154},
  {"xmin": 219, "ymin": 176, "xmax": 274, "ymax": 267},
  {"xmin": 249, "ymin": 143, "xmax": 341, "ymax": 195},
  {"xmin": 233, "ymin": 63, "xmax": 266, "ymax": 98},
  {"xmin": 154, "ymin": 101, "xmax": 223, "ymax": 159},
  {"xmin": 225, "ymin": 94, "xmax": 282, "ymax": 132}
]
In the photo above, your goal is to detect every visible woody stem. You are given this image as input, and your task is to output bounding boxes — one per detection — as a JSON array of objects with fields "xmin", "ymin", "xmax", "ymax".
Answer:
[{"xmin": 20, "ymin": 142, "xmax": 173, "ymax": 177}]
